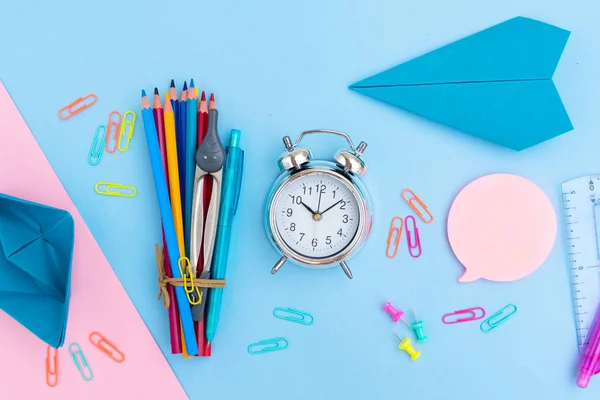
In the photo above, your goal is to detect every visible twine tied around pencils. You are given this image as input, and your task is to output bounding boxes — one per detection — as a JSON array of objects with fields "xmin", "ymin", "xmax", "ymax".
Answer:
[{"xmin": 155, "ymin": 244, "xmax": 226, "ymax": 309}]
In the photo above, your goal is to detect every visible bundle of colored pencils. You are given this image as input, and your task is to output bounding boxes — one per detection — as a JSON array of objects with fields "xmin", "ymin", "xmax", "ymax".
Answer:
[{"xmin": 141, "ymin": 79, "xmax": 215, "ymax": 358}]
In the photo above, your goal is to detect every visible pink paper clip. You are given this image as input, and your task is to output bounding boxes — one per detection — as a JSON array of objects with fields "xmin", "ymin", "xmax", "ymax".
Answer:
[
  {"xmin": 405, "ymin": 216, "xmax": 421, "ymax": 258},
  {"xmin": 442, "ymin": 307, "xmax": 486, "ymax": 324}
]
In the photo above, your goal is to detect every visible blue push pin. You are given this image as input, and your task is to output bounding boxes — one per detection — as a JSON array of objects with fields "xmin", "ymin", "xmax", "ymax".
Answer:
[{"xmin": 401, "ymin": 309, "xmax": 428, "ymax": 342}]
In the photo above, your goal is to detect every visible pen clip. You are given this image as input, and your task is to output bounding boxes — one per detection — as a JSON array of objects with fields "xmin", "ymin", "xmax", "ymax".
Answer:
[{"xmin": 232, "ymin": 151, "xmax": 244, "ymax": 215}]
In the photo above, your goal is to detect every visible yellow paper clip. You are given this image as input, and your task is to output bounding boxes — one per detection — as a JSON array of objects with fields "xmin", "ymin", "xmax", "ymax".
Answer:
[
  {"xmin": 89, "ymin": 332, "xmax": 125, "ymax": 363},
  {"xmin": 402, "ymin": 189, "xmax": 434, "ymax": 224},
  {"xmin": 95, "ymin": 182, "xmax": 136, "ymax": 197},
  {"xmin": 386, "ymin": 217, "xmax": 404, "ymax": 258},
  {"xmin": 105, "ymin": 111, "xmax": 122, "ymax": 154},
  {"xmin": 45, "ymin": 346, "xmax": 59, "ymax": 388},
  {"xmin": 178, "ymin": 257, "xmax": 201, "ymax": 305},
  {"xmin": 117, "ymin": 110, "xmax": 137, "ymax": 153}
]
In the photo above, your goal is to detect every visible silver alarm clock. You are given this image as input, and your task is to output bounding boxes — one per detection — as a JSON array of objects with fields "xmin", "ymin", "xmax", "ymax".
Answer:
[{"xmin": 264, "ymin": 129, "xmax": 372, "ymax": 279}]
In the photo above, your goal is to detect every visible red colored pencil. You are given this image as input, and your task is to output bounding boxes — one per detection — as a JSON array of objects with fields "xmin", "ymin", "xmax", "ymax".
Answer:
[
  {"xmin": 196, "ymin": 91, "xmax": 208, "ymax": 145},
  {"xmin": 194, "ymin": 91, "xmax": 214, "ymax": 356},
  {"xmin": 153, "ymin": 88, "xmax": 183, "ymax": 355}
]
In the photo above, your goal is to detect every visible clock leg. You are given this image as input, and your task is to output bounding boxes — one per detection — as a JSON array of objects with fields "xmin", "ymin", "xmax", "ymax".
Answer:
[
  {"xmin": 340, "ymin": 261, "xmax": 353, "ymax": 279},
  {"xmin": 271, "ymin": 256, "xmax": 287, "ymax": 274}
]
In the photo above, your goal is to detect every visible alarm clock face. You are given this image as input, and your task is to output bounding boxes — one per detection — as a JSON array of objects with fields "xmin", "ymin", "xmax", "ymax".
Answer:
[{"xmin": 272, "ymin": 170, "xmax": 362, "ymax": 262}]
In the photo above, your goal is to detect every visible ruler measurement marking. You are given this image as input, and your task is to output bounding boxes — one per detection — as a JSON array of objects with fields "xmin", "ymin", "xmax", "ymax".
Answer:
[{"xmin": 562, "ymin": 176, "xmax": 600, "ymax": 354}]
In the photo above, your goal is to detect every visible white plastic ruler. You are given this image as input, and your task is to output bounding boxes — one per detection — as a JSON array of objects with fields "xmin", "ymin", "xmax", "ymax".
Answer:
[{"xmin": 562, "ymin": 175, "xmax": 600, "ymax": 353}]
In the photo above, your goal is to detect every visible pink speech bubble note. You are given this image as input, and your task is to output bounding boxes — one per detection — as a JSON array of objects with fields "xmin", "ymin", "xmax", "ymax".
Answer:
[{"xmin": 447, "ymin": 174, "xmax": 556, "ymax": 282}]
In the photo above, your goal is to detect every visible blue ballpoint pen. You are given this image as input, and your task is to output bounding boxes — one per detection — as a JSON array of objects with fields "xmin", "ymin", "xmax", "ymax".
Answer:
[{"xmin": 205, "ymin": 129, "xmax": 244, "ymax": 344}]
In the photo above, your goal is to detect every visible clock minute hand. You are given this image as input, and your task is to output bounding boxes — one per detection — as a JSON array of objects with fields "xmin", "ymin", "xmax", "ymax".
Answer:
[{"xmin": 320, "ymin": 199, "xmax": 343, "ymax": 216}]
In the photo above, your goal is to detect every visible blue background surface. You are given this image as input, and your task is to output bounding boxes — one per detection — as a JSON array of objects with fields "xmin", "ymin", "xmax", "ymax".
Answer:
[{"xmin": 1, "ymin": 0, "xmax": 599, "ymax": 399}]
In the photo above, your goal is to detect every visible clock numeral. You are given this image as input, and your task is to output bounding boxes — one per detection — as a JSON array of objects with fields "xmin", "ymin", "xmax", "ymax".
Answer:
[
  {"xmin": 290, "ymin": 222, "xmax": 296, "ymax": 231},
  {"xmin": 326, "ymin": 236, "xmax": 332, "ymax": 245},
  {"xmin": 337, "ymin": 229, "xmax": 343, "ymax": 237},
  {"xmin": 299, "ymin": 232, "xmax": 305, "ymax": 241},
  {"xmin": 286, "ymin": 208, "xmax": 293, "ymax": 217},
  {"xmin": 332, "ymin": 189, "xmax": 337, "ymax": 199},
  {"xmin": 340, "ymin": 200, "xmax": 347, "ymax": 210},
  {"xmin": 303, "ymin": 186, "xmax": 312, "ymax": 196},
  {"xmin": 289, "ymin": 195, "xmax": 303, "ymax": 205},
  {"xmin": 312, "ymin": 238, "xmax": 318, "ymax": 248},
  {"xmin": 315, "ymin": 184, "xmax": 326, "ymax": 194},
  {"xmin": 342, "ymin": 214, "xmax": 349, "ymax": 223}
]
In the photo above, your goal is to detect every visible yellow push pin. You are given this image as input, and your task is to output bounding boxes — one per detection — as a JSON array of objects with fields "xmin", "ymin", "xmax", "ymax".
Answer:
[{"xmin": 394, "ymin": 333, "xmax": 421, "ymax": 361}]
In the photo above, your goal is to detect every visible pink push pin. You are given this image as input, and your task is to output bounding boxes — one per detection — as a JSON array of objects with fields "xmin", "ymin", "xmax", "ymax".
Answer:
[{"xmin": 383, "ymin": 302, "xmax": 405, "ymax": 323}]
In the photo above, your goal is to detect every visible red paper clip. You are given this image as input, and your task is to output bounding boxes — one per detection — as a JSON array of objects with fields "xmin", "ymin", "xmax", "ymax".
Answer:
[
  {"xmin": 386, "ymin": 217, "xmax": 404, "ymax": 258},
  {"xmin": 58, "ymin": 94, "xmax": 97, "ymax": 120},
  {"xmin": 105, "ymin": 111, "xmax": 122, "ymax": 154},
  {"xmin": 45, "ymin": 346, "xmax": 59, "ymax": 387},
  {"xmin": 402, "ymin": 189, "xmax": 434, "ymax": 224},
  {"xmin": 405, "ymin": 216, "xmax": 421, "ymax": 258},
  {"xmin": 442, "ymin": 307, "xmax": 486, "ymax": 324},
  {"xmin": 89, "ymin": 332, "xmax": 125, "ymax": 363}
]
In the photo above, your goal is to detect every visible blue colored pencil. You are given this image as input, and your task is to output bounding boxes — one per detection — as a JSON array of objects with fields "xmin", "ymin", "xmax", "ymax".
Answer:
[
  {"xmin": 141, "ymin": 90, "xmax": 198, "ymax": 356},
  {"xmin": 184, "ymin": 80, "xmax": 198, "ymax": 257}
]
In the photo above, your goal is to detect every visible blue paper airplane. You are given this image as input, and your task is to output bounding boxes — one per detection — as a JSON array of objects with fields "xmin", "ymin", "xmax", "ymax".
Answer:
[{"xmin": 349, "ymin": 17, "xmax": 573, "ymax": 151}]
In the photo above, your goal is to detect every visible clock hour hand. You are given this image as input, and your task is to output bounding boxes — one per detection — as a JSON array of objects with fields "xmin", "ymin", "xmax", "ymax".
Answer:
[
  {"xmin": 300, "ymin": 201, "xmax": 317, "ymax": 215},
  {"xmin": 320, "ymin": 199, "xmax": 343, "ymax": 216}
]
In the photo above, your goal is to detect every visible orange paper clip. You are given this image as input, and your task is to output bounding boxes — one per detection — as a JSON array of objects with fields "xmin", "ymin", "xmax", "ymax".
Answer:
[
  {"xmin": 386, "ymin": 217, "xmax": 404, "ymax": 258},
  {"xmin": 105, "ymin": 111, "xmax": 122, "ymax": 153},
  {"xmin": 45, "ymin": 346, "xmax": 59, "ymax": 388},
  {"xmin": 402, "ymin": 189, "xmax": 434, "ymax": 224},
  {"xmin": 89, "ymin": 332, "xmax": 125, "ymax": 363},
  {"xmin": 58, "ymin": 94, "xmax": 97, "ymax": 120}
]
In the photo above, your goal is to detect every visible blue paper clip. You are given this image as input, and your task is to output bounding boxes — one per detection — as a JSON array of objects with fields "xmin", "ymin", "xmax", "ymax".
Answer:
[
  {"xmin": 273, "ymin": 307, "xmax": 314, "ymax": 325},
  {"xmin": 69, "ymin": 343, "xmax": 93, "ymax": 382},
  {"xmin": 247, "ymin": 338, "xmax": 289, "ymax": 355},
  {"xmin": 88, "ymin": 125, "xmax": 107, "ymax": 166},
  {"xmin": 480, "ymin": 304, "xmax": 517, "ymax": 333}
]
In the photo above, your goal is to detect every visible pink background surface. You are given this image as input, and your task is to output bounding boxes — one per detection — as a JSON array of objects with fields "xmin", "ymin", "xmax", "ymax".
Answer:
[
  {"xmin": 0, "ymin": 82, "xmax": 187, "ymax": 399},
  {"xmin": 447, "ymin": 173, "xmax": 557, "ymax": 282}
]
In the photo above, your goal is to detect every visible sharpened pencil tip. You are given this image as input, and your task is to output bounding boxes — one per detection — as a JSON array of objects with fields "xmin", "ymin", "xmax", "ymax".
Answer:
[
  {"xmin": 201, "ymin": 91, "xmax": 206, "ymax": 101},
  {"xmin": 170, "ymin": 79, "xmax": 175, "ymax": 88},
  {"xmin": 210, "ymin": 93, "xmax": 215, "ymax": 101},
  {"xmin": 190, "ymin": 79, "xmax": 195, "ymax": 88},
  {"xmin": 183, "ymin": 81, "xmax": 188, "ymax": 90},
  {"xmin": 141, "ymin": 89, "xmax": 146, "ymax": 97},
  {"xmin": 154, "ymin": 87, "xmax": 159, "ymax": 95}
]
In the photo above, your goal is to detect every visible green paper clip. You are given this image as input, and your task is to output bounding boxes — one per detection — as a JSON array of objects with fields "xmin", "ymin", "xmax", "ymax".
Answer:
[
  {"xmin": 95, "ymin": 182, "xmax": 137, "ymax": 198},
  {"xmin": 69, "ymin": 343, "xmax": 93, "ymax": 382},
  {"xmin": 273, "ymin": 307, "xmax": 314, "ymax": 325},
  {"xmin": 480, "ymin": 304, "xmax": 517, "ymax": 333},
  {"xmin": 117, "ymin": 110, "xmax": 136, "ymax": 152},
  {"xmin": 247, "ymin": 337, "xmax": 289, "ymax": 355},
  {"xmin": 88, "ymin": 125, "xmax": 107, "ymax": 166}
]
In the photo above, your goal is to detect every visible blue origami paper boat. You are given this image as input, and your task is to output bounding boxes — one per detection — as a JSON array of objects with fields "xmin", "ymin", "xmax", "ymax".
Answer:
[
  {"xmin": 349, "ymin": 17, "xmax": 573, "ymax": 151},
  {"xmin": 0, "ymin": 193, "xmax": 74, "ymax": 348}
]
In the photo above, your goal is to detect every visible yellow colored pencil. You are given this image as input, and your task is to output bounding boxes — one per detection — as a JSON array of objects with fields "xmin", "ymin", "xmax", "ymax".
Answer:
[
  {"xmin": 164, "ymin": 93, "xmax": 195, "ymax": 359},
  {"xmin": 164, "ymin": 93, "xmax": 185, "ymax": 255}
]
